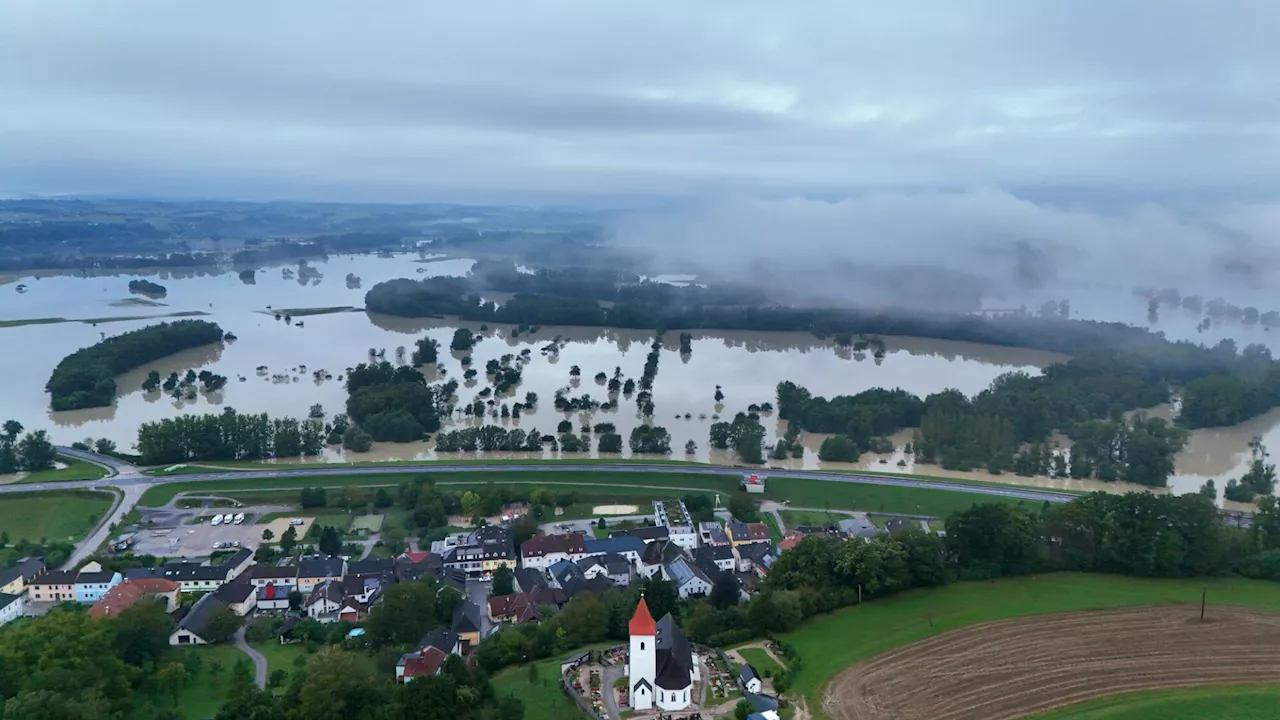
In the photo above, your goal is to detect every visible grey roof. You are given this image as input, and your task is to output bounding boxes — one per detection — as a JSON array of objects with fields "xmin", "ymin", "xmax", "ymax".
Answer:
[
  {"xmin": 737, "ymin": 543, "xmax": 773, "ymax": 563},
  {"xmin": 583, "ymin": 536, "xmax": 644, "ymax": 556},
  {"xmin": 611, "ymin": 525, "xmax": 668, "ymax": 542},
  {"xmin": 514, "ymin": 567, "xmax": 548, "ymax": 593},
  {"xmin": 178, "ymin": 594, "xmax": 227, "ymax": 639},
  {"xmin": 0, "ymin": 568, "xmax": 20, "ymax": 588},
  {"xmin": 249, "ymin": 564, "xmax": 298, "ymax": 580},
  {"xmin": 221, "ymin": 548, "xmax": 253, "ymax": 568},
  {"xmin": 279, "ymin": 616, "xmax": 301, "ymax": 636},
  {"xmin": 699, "ymin": 523, "xmax": 730, "ymax": 545},
  {"xmin": 0, "ymin": 593, "xmax": 21, "ymax": 611},
  {"xmin": 298, "ymin": 556, "xmax": 344, "ymax": 579},
  {"xmin": 0, "ymin": 557, "xmax": 44, "ymax": 588},
  {"xmin": 124, "ymin": 567, "xmax": 163, "ymax": 580},
  {"xmin": 419, "ymin": 627, "xmax": 459, "ymax": 654},
  {"xmin": 75, "ymin": 571, "xmax": 116, "ymax": 584},
  {"xmin": 451, "ymin": 600, "xmax": 482, "ymax": 635},
  {"xmin": 884, "ymin": 518, "xmax": 914, "ymax": 532},
  {"xmin": 654, "ymin": 613, "xmax": 693, "ymax": 690},
  {"xmin": 346, "ymin": 557, "xmax": 393, "ymax": 575},
  {"xmin": 667, "ymin": 556, "xmax": 708, "ymax": 589},
  {"xmin": 739, "ymin": 663, "xmax": 758, "ymax": 684},
  {"xmin": 693, "ymin": 549, "xmax": 725, "ymax": 582},
  {"xmin": 837, "ymin": 517, "xmax": 880, "ymax": 539},
  {"xmin": 577, "ymin": 552, "xmax": 630, "ymax": 576},
  {"xmin": 702, "ymin": 544, "xmax": 733, "ymax": 562},
  {"xmin": 214, "ymin": 582, "xmax": 254, "ymax": 604},
  {"xmin": 745, "ymin": 694, "xmax": 780, "ymax": 712},
  {"xmin": 31, "ymin": 570, "xmax": 77, "ymax": 585},
  {"xmin": 163, "ymin": 561, "xmax": 230, "ymax": 582}
]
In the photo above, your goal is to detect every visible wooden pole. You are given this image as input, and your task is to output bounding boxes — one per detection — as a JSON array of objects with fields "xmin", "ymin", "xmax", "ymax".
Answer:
[
  {"xmin": 1201, "ymin": 587, "xmax": 1206, "ymax": 621},
  {"xmin": 858, "ymin": 584, "xmax": 863, "ymax": 604}
]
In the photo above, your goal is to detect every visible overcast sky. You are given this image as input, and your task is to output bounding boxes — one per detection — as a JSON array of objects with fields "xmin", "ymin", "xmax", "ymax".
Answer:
[{"xmin": 2, "ymin": 0, "xmax": 1279, "ymax": 205}]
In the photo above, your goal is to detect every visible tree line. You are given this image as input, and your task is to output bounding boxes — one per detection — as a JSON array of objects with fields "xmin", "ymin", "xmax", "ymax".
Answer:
[
  {"xmin": 135, "ymin": 408, "xmax": 325, "ymax": 465},
  {"xmin": 343, "ymin": 362, "xmax": 451, "ymax": 444},
  {"xmin": 46, "ymin": 320, "xmax": 225, "ymax": 411},
  {"xmin": 127, "ymin": 279, "xmax": 167, "ymax": 295},
  {"xmin": 0, "ymin": 420, "xmax": 57, "ymax": 474}
]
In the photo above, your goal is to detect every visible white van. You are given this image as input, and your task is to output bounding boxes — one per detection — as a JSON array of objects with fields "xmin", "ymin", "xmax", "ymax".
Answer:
[
  {"xmin": 233, "ymin": 513, "xmax": 245, "ymax": 525},
  {"xmin": 211, "ymin": 514, "xmax": 223, "ymax": 526}
]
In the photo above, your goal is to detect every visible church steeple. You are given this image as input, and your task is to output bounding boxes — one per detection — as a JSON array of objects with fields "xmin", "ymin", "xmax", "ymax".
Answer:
[{"xmin": 629, "ymin": 595, "xmax": 657, "ymax": 636}]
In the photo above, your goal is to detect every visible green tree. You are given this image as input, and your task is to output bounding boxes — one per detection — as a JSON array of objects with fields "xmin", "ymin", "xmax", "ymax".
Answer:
[
  {"xmin": 492, "ymin": 565, "xmax": 515, "ymax": 596},
  {"xmin": 280, "ymin": 526, "xmax": 298, "ymax": 554},
  {"xmin": 261, "ymin": 528, "xmax": 274, "ymax": 542},
  {"xmin": 17, "ymin": 430, "xmax": 57, "ymax": 472},
  {"xmin": 155, "ymin": 661, "xmax": 189, "ymax": 706},
  {"xmin": 735, "ymin": 699, "xmax": 755, "ymax": 720},
  {"xmin": 203, "ymin": 604, "xmax": 242, "ymax": 643}
]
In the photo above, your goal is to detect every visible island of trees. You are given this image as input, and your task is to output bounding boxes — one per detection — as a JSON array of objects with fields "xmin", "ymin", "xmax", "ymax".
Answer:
[
  {"xmin": 135, "ymin": 408, "xmax": 325, "ymax": 465},
  {"xmin": 46, "ymin": 320, "xmax": 226, "ymax": 411},
  {"xmin": 127, "ymin": 278, "xmax": 167, "ymax": 296}
]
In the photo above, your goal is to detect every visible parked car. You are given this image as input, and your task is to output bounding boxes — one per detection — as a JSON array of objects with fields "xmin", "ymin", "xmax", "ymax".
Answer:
[
  {"xmin": 211, "ymin": 515, "xmax": 223, "ymax": 526},
  {"xmin": 290, "ymin": 519, "xmax": 305, "ymax": 526},
  {"xmin": 233, "ymin": 513, "xmax": 245, "ymax": 525}
]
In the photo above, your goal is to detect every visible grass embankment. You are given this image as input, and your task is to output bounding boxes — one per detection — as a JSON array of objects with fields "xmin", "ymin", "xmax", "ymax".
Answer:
[
  {"xmin": 737, "ymin": 647, "xmax": 782, "ymax": 677},
  {"xmin": 0, "ymin": 490, "xmax": 114, "ymax": 543},
  {"xmin": 1029, "ymin": 685, "xmax": 1280, "ymax": 720},
  {"xmin": 782, "ymin": 573, "xmax": 1280, "ymax": 719},
  {"xmin": 0, "ymin": 311, "xmax": 208, "ymax": 329},
  {"xmin": 138, "ymin": 470, "xmax": 1031, "ymax": 518},
  {"xmin": 762, "ymin": 513, "xmax": 783, "ymax": 542},
  {"xmin": 147, "ymin": 457, "xmax": 705, "ymax": 475},
  {"xmin": 15, "ymin": 456, "xmax": 109, "ymax": 484},
  {"xmin": 781, "ymin": 509, "xmax": 845, "ymax": 528}
]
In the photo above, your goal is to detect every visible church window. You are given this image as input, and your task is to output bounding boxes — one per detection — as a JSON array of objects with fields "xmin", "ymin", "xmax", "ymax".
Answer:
[{"xmin": 640, "ymin": 642, "xmax": 645, "ymax": 650}]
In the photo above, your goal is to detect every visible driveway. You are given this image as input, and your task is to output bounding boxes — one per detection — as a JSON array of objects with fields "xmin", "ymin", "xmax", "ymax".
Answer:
[
  {"xmin": 233, "ymin": 627, "xmax": 268, "ymax": 688},
  {"xmin": 601, "ymin": 662, "xmax": 624, "ymax": 720}
]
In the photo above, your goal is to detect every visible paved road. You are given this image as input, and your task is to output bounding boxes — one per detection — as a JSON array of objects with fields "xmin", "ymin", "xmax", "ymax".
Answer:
[
  {"xmin": 233, "ymin": 626, "xmax": 268, "ymax": 689},
  {"xmin": 23, "ymin": 448, "xmax": 1080, "ymax": 564},
  {"xmin": 63, "ymin": 484, "xmax": 146, "ymax": 570}
]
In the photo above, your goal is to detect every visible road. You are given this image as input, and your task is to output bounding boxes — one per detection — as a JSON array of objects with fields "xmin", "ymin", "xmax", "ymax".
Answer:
[
  {"xmin": 233, "ymin": 627, "xmax": 268, "ymax": 689},
  {"xmin": 21, "ymin": 447, "xmax": 1081, "ymax": 565}
]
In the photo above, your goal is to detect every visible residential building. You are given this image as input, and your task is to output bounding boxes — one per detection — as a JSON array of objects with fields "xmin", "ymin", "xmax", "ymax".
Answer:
[
  {"xmin": 838, "ymin": 514, "xmax": 880, "ymax": 541},
  {"xmin": 442, "ymin": 526, "xmax": 515, "ymax": 576},
  {"xmin": 513, "ymin": 567, "xmax": 549, "ymax": 593},
  {"xmin": 213, "ymin": 582, "xmax": 257, "ymax": 616},
  {"xmin": 305, "ymin": 580, "xmax": 344, "ymax": 622},
  {"xmin": 548, "ymin": 559, "xmax": 614, "ymax": 598},
  {"xmin": 0, "ymin": 593, "xmax": 24, "ymax": 626},
  {"xmin": 665, "ymin": 554, "xmax": 713, "ymax": 599},
  {"xmin": 397, "ymin": 646, "xmax": 448, "ymax": 683},
  {"xmin": 735, "ymin": 542, "xmax": 774, "ymax": 573},
  {"xmin": 346, "ymin": 557, "xmax": 394, "ymax": 577},
  {"xmin": 255, "ymin": 582, "xmax": 296, "ymax": 613},
  {"xmin": 577, "ymin": 553, "xmax": 632, "ymax": 586},
  {"xmin": 170, "ymin": 594, "xmax": 230, "ymax": 645},
  {"xmin": 654, "ymin": 499, "xmax": 698, "ymax": 551},
  {"xmin": 695, "ymin": 545, "xmax": 735, "ymax": 574},
  {"xmin": 0, "ymin": 557, "xmax": 44, "ymax": 596},
  {"xmin": 246, "ymin": 563, "xmax": 299, "ymax": 589},
  {"xmin": 727, "ymin": 521, "xmax": 771, "ymax": 547},
  {"xmin": 451, "ymin": 600, "xmax": 484, "ymax": 649},
  {"xmin": 745, "ymin": 693, "xmax": 781, "ymax": 714},
  {"xmin": 74, "ymin": 562, "xmax": 122, "ymax": 603},
  {"xmin": 698, "ymin": 521, "xmax": 730, "ymax": 547},
  {"xmin": 162, "ymin": 549, "xmax": 253, "ymax": 593},
  {"xmin": 296, "ymin": 555, "xmax": 345, "ymax": 593},
  {"xmin": 487, "ymin": 592, "xmax": 541, "ymax": 623},
  {"xmin": 88, "ymin": 578, "xmax": 181, "ymax": 618},
  {"xmin": 27, "ymin": 570, "xmax": 76, "ymax": 602},
  {"xmin": 739, "ymin": 664, "xmax": 763, "ymax": 694},
  {"xmin": 520, "ymin": 533, "xmax": 587, "ymax": 570},
  {"xmin": 419, "ymin": 627, "xmax": 461, "ymax": 656},
  {"xmin": 582, "ymin": 536, "xmax": 645, "ymax": 568},
  {"xmin": 610, "ymin": 525, "xmax": 669, "ymax": 545}
]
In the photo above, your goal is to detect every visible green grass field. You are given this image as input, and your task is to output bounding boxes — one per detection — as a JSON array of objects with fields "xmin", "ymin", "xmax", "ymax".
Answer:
[
  {"xmin": 147, "ymin": 457, "xmax": 705, "ymax": 475},
  {"xmin": 1029, "ymin": 685, "xmax": 1280, "ymax": 719},
  {"xmin": 15, "ymin": 456, "xmax": 109, "ymax": 484},
  {"xmin": 737, "ymin": 647, "xmax": 783, "ymax": 677},
  {"xmin": 151, "ymin": 644, "xmax": 244, "ymax": 720},
  {"xmin": 782, "ymin": 573, "xmax": 1280, "ymax": 719},
  {"xmin": 138, "ymin": 470, "xmax": 1028, "ymax": 520},
  {"xmin": 0, "ymin": 490, "xmax": 114, "ymax": 543},
  {"xmin": 493, "ymin": 642, "xmax": 617, "ymax": 720},
  {"xmin": 251, "ymin": 641, "xmax": 313, "ymax": 675},
  {"xmin": 780, "ymin": 509, "xmax": 843, "ymax": 528},
  {"xmin": 762, "ymin": 513, "xmax": 783, "ymax": 542}
]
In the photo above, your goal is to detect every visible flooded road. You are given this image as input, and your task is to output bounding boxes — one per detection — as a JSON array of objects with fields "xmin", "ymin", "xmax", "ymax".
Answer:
[{"xmin": 0, "ymin": 254, "xmax": 1275, "ymax": 504}]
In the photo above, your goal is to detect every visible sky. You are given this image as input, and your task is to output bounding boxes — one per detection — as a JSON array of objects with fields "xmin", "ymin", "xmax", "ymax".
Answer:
[{"xmin": 3, "ymin": 0, "xmax": 1280, "ymax": 205}]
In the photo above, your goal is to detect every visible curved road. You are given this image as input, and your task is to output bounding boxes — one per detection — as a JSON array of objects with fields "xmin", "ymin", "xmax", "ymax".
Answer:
[{"xmin": 233, "ymin": 627, "xmax": 268, "ymax": 689}]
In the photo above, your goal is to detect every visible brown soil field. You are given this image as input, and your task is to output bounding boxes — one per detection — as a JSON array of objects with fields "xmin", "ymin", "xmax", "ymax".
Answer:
[{"xmin": 826, "ymin": 604, "xmax": 1280, "ymax": 720}]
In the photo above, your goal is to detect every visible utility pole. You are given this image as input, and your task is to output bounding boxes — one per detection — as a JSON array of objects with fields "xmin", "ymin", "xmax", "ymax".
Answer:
[{"xmin": 1201, "ymin": 587, "xmax": 1206, "ymax": 621}]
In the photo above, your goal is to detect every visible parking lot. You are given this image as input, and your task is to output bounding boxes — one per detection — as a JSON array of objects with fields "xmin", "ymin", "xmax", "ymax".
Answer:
[{"xmin": 130, "ymin": 506, "xmax": 296, "ymax": 557}]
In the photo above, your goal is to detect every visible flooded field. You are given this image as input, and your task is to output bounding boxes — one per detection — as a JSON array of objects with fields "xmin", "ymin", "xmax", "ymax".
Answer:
[{"xmin": 0, "ymin": 254, "xmax": 1276, "ymax": 503}]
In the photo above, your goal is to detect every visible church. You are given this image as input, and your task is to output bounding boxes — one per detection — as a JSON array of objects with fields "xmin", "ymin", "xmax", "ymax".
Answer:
[{"xmin": 627, "ymin": 596, "xmax": 698, "ymax": 711}]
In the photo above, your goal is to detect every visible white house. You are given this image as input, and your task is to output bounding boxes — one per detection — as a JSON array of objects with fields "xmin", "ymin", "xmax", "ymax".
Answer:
[
  {"xmin": 520, "ymin": 533, "xmax": 587, "ymax": 570},
  {"xmin": 0, "ymin": 593, "xmax": 24, "ymax": 626},
  {"xmin": 739, "ymin": 664, "xmax": 763, "ymax": 694},
  {"xmin": 666, "ymin": 556, "xmax": 713, "ymax": 599}
]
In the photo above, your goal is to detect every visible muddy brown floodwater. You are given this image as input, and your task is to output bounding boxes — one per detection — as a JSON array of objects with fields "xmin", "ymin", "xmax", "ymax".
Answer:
[{"xmin": 1, "ymin": 253, "xmax": 1277, "ymax": 505}]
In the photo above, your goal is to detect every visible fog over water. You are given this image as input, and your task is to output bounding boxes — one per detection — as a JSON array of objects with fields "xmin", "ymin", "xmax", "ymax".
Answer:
[{"xmin": 1, "ymin": 253, "xmax": 1278, "ymax": 501}]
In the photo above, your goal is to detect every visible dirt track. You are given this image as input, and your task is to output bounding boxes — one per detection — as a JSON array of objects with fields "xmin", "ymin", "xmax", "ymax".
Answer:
[{"xmin": 825, "ymin": 604, "xmax": 1280, "ymax": 720}]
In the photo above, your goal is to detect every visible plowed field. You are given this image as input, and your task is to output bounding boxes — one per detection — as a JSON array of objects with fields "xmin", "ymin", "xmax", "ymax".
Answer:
[{"xmin": 825, "ymin": 604, "xmax": 1280, "ymax": 720}]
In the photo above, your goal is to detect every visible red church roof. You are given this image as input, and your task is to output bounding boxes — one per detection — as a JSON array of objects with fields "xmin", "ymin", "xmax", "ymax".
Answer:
[{"xmin": 629, "ymin": 597, "xmax": 656, "ymax": 636}]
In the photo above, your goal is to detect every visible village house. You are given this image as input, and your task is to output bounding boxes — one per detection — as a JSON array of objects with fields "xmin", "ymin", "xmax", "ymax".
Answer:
[
  {"xmin": 577, "ymin": 553, "xmax": 632, "ymax": 586},
  {"xmin": 520, "ymin": 532, "xmax": 587, "ymax": 570},
  {"xmin": 0, "ymin": 593, "xmax": 24, "ymax": 626},
  {"xmin": 486, "ymin": 591, "xmax": 541, "ymax": 623},
  {"xmin": 213, "ymin": 582, "xmax": 258, "ymax": 616},
  {"xmin": 88, "ymin": 578, "xmax": 181, "ymax": 618},
  {"xmin": 698, "ymin": 521, "xmax": 730, "ymax": 547},
  {"xmin": 169, "ymin": 594, "xmax": 230, "ymax": 646},
  {"xmin": 654, "ymin": 499, "xmax": 699, "ymax": 551},
  {"xmin": 74, "ymin": 562, "xmax": 122, "ymax": 603},
  {"xmin": 582, "ymin": 536, "xmax": 645, "ymax": 569},
  {"xmin": 0, "ymin": 557, "xmax": 44, "ymax": 596},
  {"xmin": 726, "ymin": 521, "xmax": 771, "ymax": 548},
  {"xmin": 296, "ymin": 555, "xmax": 345, "ymax": 593},
  {"xmin": 739, "ymin": 664, "xmax": 763, "ymax": 694},
  {"xmin": 27, "ymin": 569, "xmax": 77, "ymax": 603},
  {"xmin": 442, "ymin": 526, "xmax": 515, "ymax": 576}
]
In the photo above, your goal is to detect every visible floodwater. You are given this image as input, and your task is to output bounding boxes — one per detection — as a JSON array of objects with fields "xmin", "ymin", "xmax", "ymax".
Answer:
[{"xmin": 0, "ymin": 254, "xmax": 1275, "ymax": 505}]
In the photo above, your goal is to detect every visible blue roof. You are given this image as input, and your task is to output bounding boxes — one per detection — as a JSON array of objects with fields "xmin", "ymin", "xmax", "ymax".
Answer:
[{"xmin": 584, "ymin": 537, "xmax": 644, "ymax": 555}]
